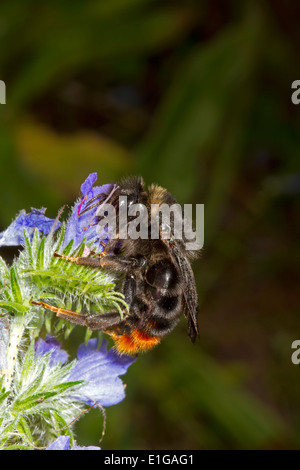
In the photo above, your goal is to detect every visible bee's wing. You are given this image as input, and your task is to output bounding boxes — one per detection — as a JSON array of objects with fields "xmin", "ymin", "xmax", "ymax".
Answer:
[{"xmin": 162, "ymin": 237, "xmax": 199, "ymax": 342}]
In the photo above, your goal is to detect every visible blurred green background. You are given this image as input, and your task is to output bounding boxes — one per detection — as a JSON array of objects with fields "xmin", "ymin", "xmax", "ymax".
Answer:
[{"xmin": 0, "ymin": 0, "xmax": 300, "ymax": 449}]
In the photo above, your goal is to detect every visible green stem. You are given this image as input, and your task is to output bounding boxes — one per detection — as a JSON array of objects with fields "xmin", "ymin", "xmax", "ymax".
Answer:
[{"xmin": 4, "ymin": 315, "xmax": 27, "ymax": 391}]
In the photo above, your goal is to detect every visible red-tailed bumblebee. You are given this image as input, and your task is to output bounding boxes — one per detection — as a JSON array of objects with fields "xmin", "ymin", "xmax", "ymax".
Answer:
[{"xmin": 34, "ymin": 177, "xmax": 200, "ymax": 355}]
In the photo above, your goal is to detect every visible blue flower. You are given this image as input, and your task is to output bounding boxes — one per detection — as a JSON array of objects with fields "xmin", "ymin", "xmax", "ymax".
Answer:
[
  {"xmin": 0, "ymin": 208, "xmax": 60, "ymax": 246},
  {"xmin": 67, "ymin": 338, "xmax": 136, "ymax": 407},
  {"xmin": 34, "ymin": 334, "xmax": 68, "ymax": 366},
  {"xmin": 0, "ymin": 173, "xmax": 117, "ymax": 253},
  {"xmin": 35, "ymin": 336, "xmax": 136, "ymax": 407},
  {"xmin": 46, "ymin": 435, "xmax": 100, "ymax": 450},
  {"xmin": 63, "ymin": 173, "xmax": 116, "ymax": 252}
]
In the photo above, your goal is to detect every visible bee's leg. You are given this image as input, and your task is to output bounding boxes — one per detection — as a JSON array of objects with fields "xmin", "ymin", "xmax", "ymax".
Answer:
[
  {"xmin": 53, "ymin": 252, "xmax": 105, "ymax": 267},
  {"xmin": 30, "ymin": 300, "xmax": 124, "ymax": 331},
  {"xmin": 99, "ymin": 255, "xmax": 143, "ymax": 273},
  {"xmin": 54, "ymin": 253, "xmax": 144, "ymax": 273},
  {"xmin": 123, "ymin": 275, "xmax": 136, "ymax": 309}
]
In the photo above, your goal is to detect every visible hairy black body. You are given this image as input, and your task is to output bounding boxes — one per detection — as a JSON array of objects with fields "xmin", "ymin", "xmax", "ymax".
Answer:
[{"xmin": 34, "ymin": 177, "xmax": 200, "ymax": 355}]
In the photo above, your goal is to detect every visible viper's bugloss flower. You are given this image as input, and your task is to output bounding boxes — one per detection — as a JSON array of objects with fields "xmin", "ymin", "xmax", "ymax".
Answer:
[
  {"xmin": 35, "ymin": 335, "xmax": 136, "ymax": 407},
  {"xmin": 0, "ymin": 173, "xmax": 116, "ymax": 252},
  {"xmin": 63, "ymin": 172, "xmax": 116, "ymax": 252},
  {"xmin": 67, "ymin": 338, "xmax": 136, "ymax": 407},
  {"xmin": 46, "ymin": 435, "xmax": 100, "ymax": 450},
  {"xmin": 0, "ymin": 173, "xmax": 132, "ymax": 450},
  {"xmin": 34, "ymin": 334, "xmax": 69, "ymax": 366},
  {"xmin": 0, "ymin": 207, "xmax": 60, "ymax": 246}
]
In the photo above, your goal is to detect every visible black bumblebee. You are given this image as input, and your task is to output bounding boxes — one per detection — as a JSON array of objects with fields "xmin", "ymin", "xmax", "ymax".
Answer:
[{"xmin": 34, "ymin": 177, "xmax": 199, "ymax": 355}]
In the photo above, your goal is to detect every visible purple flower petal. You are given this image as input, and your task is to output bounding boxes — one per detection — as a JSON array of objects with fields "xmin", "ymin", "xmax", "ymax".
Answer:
[
  {"xmin": 35, "ymin": 335, "xmax": 68, "ymax": 366},
  {"xmin": 67, "ymin": 338, "xmax": 136, "ymax": 407},
  {"xmin": 46, "ymin": 435, "xmax": 101, "ymax": 450},
  {"xmin": 63, "ymin": 173, "xmax": 114, "ymax": 252},
  {"xmin": 80, "ymin": 172, "xmax": 98, "ymax": 195},
  {"xmin": 0, "ymin": 208, "xmax": 60, "ymax": 247},
  {"xmin": 0, "ymin": 174, "xmax": 114, "ymax": 253},
  {"xmin": 35, "ymin": 336, "xmax": 135, "ymax": 407},
  {"xmin": 46, "ymin": 435, "xmax": 71, "ymax": 450}
]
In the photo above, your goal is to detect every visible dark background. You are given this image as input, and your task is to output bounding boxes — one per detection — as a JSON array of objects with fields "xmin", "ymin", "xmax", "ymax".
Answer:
[{"xmin": 0, "ymin": 0, "xmax": 300, "ymax": 449}]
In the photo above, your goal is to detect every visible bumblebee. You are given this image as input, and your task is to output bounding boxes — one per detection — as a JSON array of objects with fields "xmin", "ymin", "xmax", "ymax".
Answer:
[{"xmin": 34, "ymin": 177, "xmax": 199, "ymax": 355}]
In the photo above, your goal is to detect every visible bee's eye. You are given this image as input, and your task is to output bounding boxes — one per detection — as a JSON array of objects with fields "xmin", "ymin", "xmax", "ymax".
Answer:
[{"xmin": 145, "ymin": 261, "xmax": 178, "ymax": 290}]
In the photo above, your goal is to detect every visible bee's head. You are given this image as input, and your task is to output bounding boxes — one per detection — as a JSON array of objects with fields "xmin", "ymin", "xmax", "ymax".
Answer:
[{"xmin": 118, "ymin": 176, "xmax": 146, "ymax": 207}]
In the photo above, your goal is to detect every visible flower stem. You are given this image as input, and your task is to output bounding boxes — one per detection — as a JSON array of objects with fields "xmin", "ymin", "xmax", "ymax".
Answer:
[{"xmin": 4, "ymin": 315, "xmax": 27, "ymax": 391}]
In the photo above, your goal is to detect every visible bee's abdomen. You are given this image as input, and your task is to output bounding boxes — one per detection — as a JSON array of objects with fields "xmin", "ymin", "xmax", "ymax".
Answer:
[
  {"xmin": 106, "ymin": 329, "xmax": 161, "ymax": 355},
  {"xmin": 145, "ymin": 260, "xmax": 179, "ymax": 290}
]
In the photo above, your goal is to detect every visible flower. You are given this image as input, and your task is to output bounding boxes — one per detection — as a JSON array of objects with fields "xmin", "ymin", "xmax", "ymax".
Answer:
[
  {"xmin": 0, "ymin": 207, "xmax": 60, "ymax": 246},
  {"xmin": 0, "ymin": 173, "xmax": 117, "ymax": 253},
  {"xmin": 46, "ymin": 435, "xmax": 100, "ymax": 450},
  {"xmin": 34, "ymin": 334, "xmax": 69, "ymax": 366},
  {"xmin": 35, "ymin": 336, "xmax": 136, "ymax": 407},
  {"xmin": 0, "ymin": 173, "xmax": 133, "ymax": 450},
  {"xmin": 63, "ymin": 172, "xmax": 116, "ymax": 252},
  {"xmin": 67, "ymin": 338, "xmax": 136, "ymax": 407}
]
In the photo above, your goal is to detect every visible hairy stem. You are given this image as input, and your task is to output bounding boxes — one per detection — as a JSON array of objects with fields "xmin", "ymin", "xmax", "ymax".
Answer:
[{"xmin": 4, "ymin": 315, "xmax": 27, "ymax": 391}]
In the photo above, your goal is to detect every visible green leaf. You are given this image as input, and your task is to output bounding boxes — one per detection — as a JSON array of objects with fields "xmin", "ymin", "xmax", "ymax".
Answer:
[
  {"xmin": 54, "ymin": 223, "xmax": 66, "ymax": 253},
  {"xmin": 22, "ymin": 269, "xmax": 54, "ymax": 277},
  {"xmin": 0, "ymin": 256, "xmax": 10, "ymax": 280},
  {"xmin": 111, "ymin": 300, "xmax": 124, "ymax": 319},
  {"xmin": 3, "ymin": 444, "xmax": 33, "ymax": 450},
  {"xmin": 16, "ymin": 364, "xmax": 47, "ymax": 400},
  {"xmin": 0, "ymin": 389, "xmax": 10, "ymax": 405},
  {"xmin": 0, "ymin": 416, "xmax": 20, "ymax": 446},
  {"xmin": 45, "ymin": 312, "xmax": 52, "ymax": 334},
  {"xmin": 73, "ymin": 242, "xmax": 86, "ymax": 258},
  {"xmin": 17, "ymin": 416, "xmax": 36, "ymax": 448},
  {"xmin": 62, "ymin": 321, "xmax": 75, "ymax": 339},
  {"xmin": 38, "ymin": 292, "xmax": 64, "ymax": 302},
  {"xmin": 51, "ymin": 410, "xmax": 74, "ymax": 440},
  {"xmin": 23, "ymin": 229, "xmax": 34, "ymax": 269},
  {"xmin": 36, "ymin": 236, "xmax": 45, "ymax": 270},
  {"xmin": 31, "ymin": 228, "xmax": 40, "ymax": 263},
  {"xmin": 10, "ymin": 265, "xmax": 22, "ymax": 304},
  {"xmin": 41, "ymin": 361, "xmax": 75, "ymax": 389},
  {"xmin": 13, "ymin": 391, "xmax": 59, "ymax": 412},
  {"xmin": 17, "ymin": 340, "xmax": 36, "ymax": 388},
  {"xmin": 84, "ymin": 328, "xmax": 93, "ymax": 345},
  {"xmin": 48, "ymin": 380, "xmax": 83, "ymax": 395},
  {"xmin": 62, "ymin": 240, "xmax": 74, "ymax": 256},
  {"xmin": 0, "ymin": 301, "xmax": 29, "ymax": 314}
]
